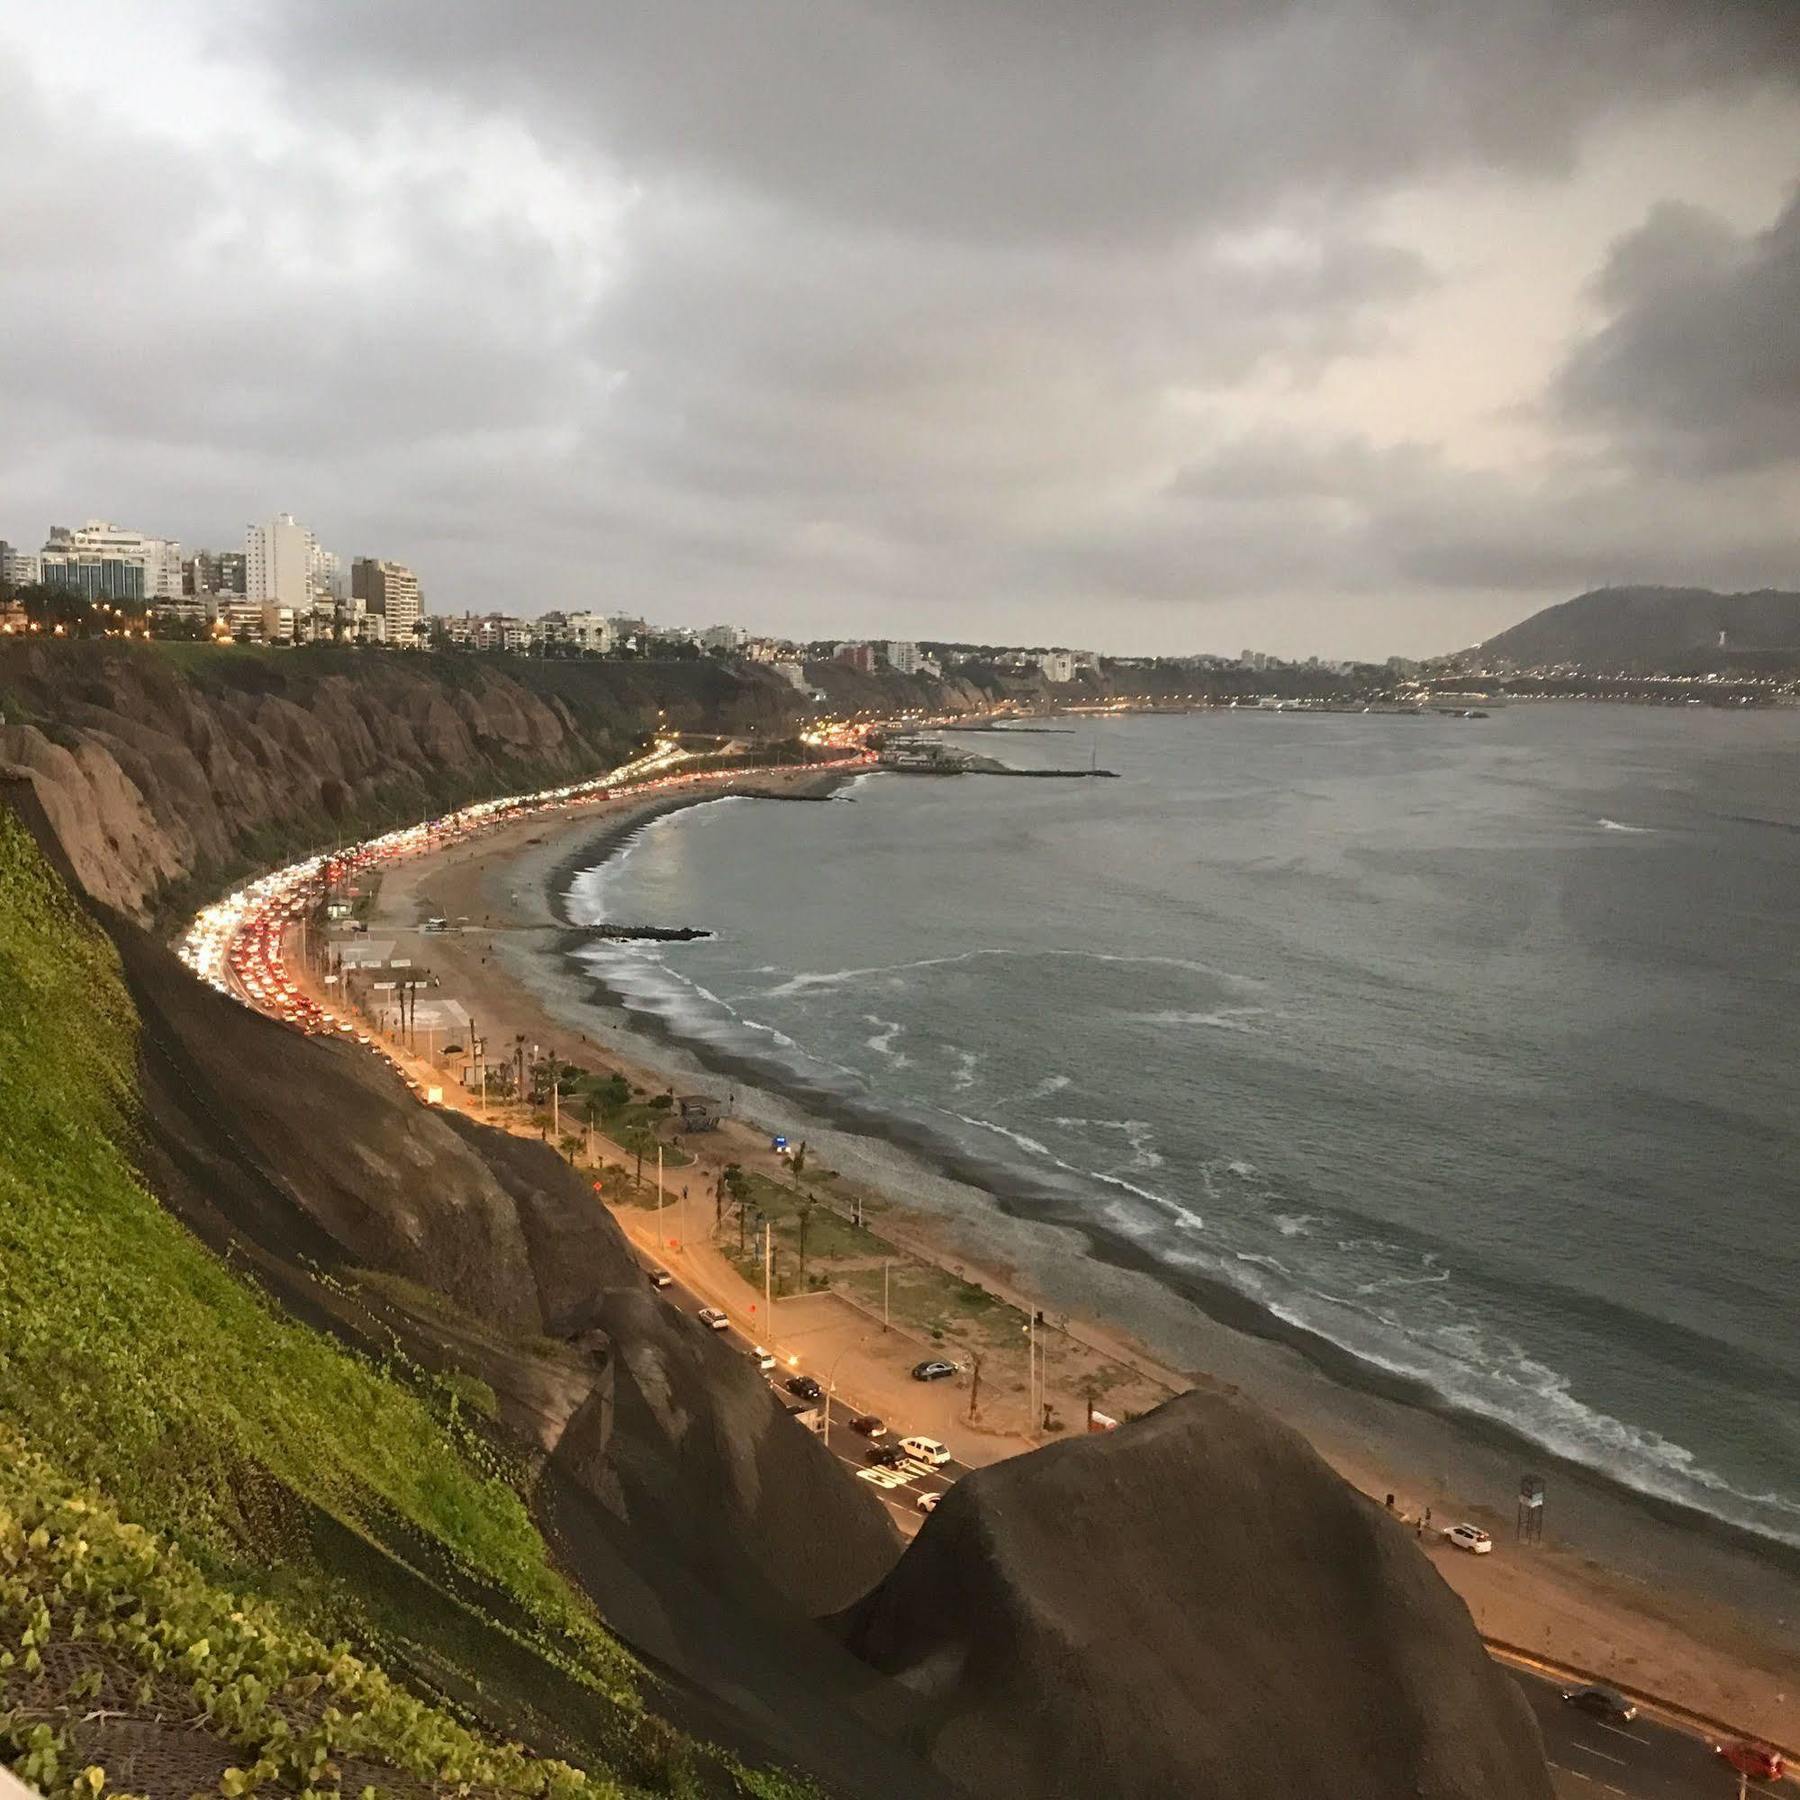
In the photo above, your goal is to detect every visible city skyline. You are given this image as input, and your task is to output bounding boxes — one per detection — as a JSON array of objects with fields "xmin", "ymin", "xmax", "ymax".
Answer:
[{"xmin": 1, "ymin": 2, "xmax": 1796, "ymax": 658}]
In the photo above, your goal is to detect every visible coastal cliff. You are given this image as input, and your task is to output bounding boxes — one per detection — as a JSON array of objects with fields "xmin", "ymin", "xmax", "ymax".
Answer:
[{"xmin": 0, "ymin": 641, "xmax": 818, "ymax": 923}]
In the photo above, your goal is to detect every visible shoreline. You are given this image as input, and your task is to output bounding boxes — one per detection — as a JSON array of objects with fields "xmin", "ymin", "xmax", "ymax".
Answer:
[
  {"xmin": 550, "ymin": 794, "xmax": 1800, "ymax": 1565},
  {"xmin": 360, "ymin": 780, "xmax": 1800, "ymax": 1747}
]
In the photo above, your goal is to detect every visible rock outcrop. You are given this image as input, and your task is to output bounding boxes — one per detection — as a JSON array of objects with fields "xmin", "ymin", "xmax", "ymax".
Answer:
[{"xmin": 837, "ymin": 1389, "xmax": 1554, "ymax": 1800}]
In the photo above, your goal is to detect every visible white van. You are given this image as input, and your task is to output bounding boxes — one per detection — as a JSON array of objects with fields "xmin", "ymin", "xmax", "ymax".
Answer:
[{"xmin": 899, "ymin": 1436, "xmax": 951, "ymax": 1468}]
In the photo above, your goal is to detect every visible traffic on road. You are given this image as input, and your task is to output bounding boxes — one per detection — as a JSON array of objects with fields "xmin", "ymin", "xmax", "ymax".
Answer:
[{"xmin": 635, "ymin": 1262, "xmax": 969, "ymax": 1531}]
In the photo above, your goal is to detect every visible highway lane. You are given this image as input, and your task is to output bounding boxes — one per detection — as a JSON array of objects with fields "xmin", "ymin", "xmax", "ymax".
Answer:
[{"xmin": 1514, "ymin": 1668, "xmax": 1783, "ymax": 1799}]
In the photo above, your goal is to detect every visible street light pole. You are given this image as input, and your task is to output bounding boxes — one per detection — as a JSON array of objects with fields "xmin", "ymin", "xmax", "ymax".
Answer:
[
  {"xmin": 823, "ymin": 1345, "xmax": 850, "ymax": 1449},
  {"xmin": 1027, "ymin": 1311, "xmax": 1038, "ymax": 1440},
  {"xmin": 657, "ymin": 1145, "xmax": 664, "ymax": 1246}
]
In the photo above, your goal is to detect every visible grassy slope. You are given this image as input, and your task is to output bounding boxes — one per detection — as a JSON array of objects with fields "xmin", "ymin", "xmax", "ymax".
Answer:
[{"xmin": 0, "ymin": 807, "xmax": 794, "ymax": 1799}]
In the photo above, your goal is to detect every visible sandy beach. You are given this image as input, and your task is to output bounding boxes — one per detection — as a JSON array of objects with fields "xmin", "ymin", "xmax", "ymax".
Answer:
[{"xmin": 315, "ymin": 772, "xmax": 1800, "ymax": 1750}]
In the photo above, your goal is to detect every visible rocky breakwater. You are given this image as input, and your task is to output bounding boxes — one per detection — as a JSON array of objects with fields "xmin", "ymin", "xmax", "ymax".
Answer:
[{"xmin": 837, "ymin": 1389, "xmax": 1554, "ymax": 1800}]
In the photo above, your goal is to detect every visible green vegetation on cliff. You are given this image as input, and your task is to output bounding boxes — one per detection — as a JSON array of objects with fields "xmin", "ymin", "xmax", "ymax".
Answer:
[{"xmin": 0, "ymin": 806, "xmax": 787, "ymax": 1798}]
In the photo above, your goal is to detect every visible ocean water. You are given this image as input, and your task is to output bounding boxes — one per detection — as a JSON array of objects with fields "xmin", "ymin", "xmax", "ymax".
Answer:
[{"xmin": 565, "ymin": 707, "xmax": 1800, "ymax": 1546}]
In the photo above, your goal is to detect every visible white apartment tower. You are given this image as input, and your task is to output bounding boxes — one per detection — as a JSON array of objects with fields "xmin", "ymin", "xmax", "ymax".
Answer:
[{"xmin": 245, "ymin": 514, "xmax": 319, "ymax": 608}]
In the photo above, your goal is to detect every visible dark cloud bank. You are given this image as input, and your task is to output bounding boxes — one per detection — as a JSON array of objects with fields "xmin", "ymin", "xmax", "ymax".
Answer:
[{"xmin": 1, "ymin": 0, "xmax": 1796, "ymax": 653}]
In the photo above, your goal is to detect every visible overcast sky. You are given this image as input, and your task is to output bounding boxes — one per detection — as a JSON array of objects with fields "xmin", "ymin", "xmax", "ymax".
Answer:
[{"xmin": 2, "ymin": 1, "xmax": 1796, "ymax": 657}]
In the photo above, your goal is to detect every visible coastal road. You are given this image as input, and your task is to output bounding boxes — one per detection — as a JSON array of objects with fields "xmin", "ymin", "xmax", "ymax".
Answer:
[
  {"xmin": 1514, "ymin": 1669, "xmax": 1778, "ymax": 1799},
  {"xmin": 657, "ymin": 1204, "xmax": 1774, "ymax": 1798},
  {"xmin": 646, "ymin": 1257, "xmax": 966, "ymax": 1533}
]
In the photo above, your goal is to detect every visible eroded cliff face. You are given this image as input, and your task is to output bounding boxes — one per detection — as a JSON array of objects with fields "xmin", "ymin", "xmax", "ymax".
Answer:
[{"xmin": 0, "ymin": 642, "xmax": 806, "ymax": 922}]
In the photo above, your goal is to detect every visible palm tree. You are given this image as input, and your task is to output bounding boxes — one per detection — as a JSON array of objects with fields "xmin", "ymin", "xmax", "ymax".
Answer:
[{"xmin": 797, "ymin": 1198, "xmax": 815, "ymax": 1287}]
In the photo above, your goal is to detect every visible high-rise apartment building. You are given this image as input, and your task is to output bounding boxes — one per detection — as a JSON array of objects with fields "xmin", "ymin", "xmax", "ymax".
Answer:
[
  {"xmin": 39, "ymin": 520, "xmax": 182, "ymax": 603},
  {"xmin": 186, "ymin": 550, "xmax": 247, "ymax": 596},
  {"xmin": 245, "ymin": 514, "xmax": 319, "ymax": 608},
  {"xmin": 884, "ymin": 641, "xmax": 923, "ymax": 675},
  {"xmin": 350, "ymin": 557, "xmax": 424, "ymax": 644}
]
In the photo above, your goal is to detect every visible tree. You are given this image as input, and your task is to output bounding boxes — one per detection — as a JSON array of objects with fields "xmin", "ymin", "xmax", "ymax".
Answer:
[
  {"xmin": 967, "ymin": 1351, "xmax": 983, "ymax": 1420},
  {"xmin": 796, "ymin": 1198, "xmax": 815, "ymax": 1287},
  {"xmin": 790, "ymin": 1139, "xmax": 808, "ymax": 1177},
  {"xmin": 1079, "ymin": 1376, "xmax": 1106, "ymax": 1433}
]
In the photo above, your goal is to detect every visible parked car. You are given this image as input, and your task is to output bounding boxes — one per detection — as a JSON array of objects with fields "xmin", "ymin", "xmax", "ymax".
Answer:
[
  {"xmin": 1443, "ymin": 1522, "xmax": 1493, "ymax": 1555},
  {"xmin": 915, "ymin": 1491, "xmax": 941, "ymax": 1514},
  {"xmin": 785, "ymin": 1374, "xmax": 823, "ymax": 1401},
  {"xmin": 1560, "ymin": 1687, "xmax": 1637, "ymax": 1724},
  {"xmin": 696, "ymin": 1307, "xmax": 730, "ymax": 1331},
  {"xmin": 911, "ymin": 1359, "xmax": 958, "ymax": 1382},
  {"xmin": 647, "ymin": 1268, "xmax": 673, "ymax": 1288},
  {"xmin": 899, "ymin": 1436, "xmax": 951, "ymax": 1468},
  {"xmin": 749, "ymin": 1345, "xmax": 777, "ymax": 1371},
  {"xmin": 866, "ymin": 1443, "xmax": 909, "ymax": 1468},
  {"xmin": 849, "ymin": 1414, "xmax": 886, "ymax": 1438},
  {"xmin": 1714, "ymin": 1742, "xmax": 1785, "ymax": 1781}
]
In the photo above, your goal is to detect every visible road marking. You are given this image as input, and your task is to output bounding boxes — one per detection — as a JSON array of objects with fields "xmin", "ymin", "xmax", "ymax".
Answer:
[
  {"xmin": 1569, "ymin": 1742, "xmax": 1628, "ymax": 1768},
  {"xmin": 1595, "ymin": 1723, "xmax": 1638, "ymax": 1742},
  {"xmin": 1551, "ymin": 1770, "xmax": 1627, "ymax": 1797}
]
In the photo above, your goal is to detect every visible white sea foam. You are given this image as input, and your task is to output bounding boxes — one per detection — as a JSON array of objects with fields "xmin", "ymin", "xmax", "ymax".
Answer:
[
  {"xmin": 759, "ymin": 946, "xmax": 1263, "ymax": 999},
  {"xmin": 1132, "ymin": 1006, "xmax": 1269, "ymax": 1032},
  {"xmin": 951, "ymin": 1049, "xmax": 981, "ymax": 1090},
  {"xmin": 1143, "ymin": 1215, "xmax": 1800, "ymax": 1545},
  {"xmin": 1092, "ymin": 1170, "xmax": 1189, "ymax": 1215},
  {"xmin": 1272, "ymin": 1213, "xmax": 1317, "ymax": 1238},
  {"xmin": 1261, "ymin": 1291, "xmax": 1800, "ymax": 1548},
  {"xmin": 1052, "ymin": 1116, "xmax": 1165, "ymax": 1170},
  {"xmin": 862, "ymin": 1015, "xmax": 908, "ymax": 1063},
  {"xmin": 947, "ymin": 1112, "xmax": 1057, "ymax": 1162},
  {"xmin": 1597, "ymin": 817, "xmax": 1654, "ymax": 834}
]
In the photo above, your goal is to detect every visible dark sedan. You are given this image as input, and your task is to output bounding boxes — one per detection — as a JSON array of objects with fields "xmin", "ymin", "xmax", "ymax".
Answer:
[
  {"xmin": 1561, "ymin": 1686, "xmax": 1637, "ymax": 1724},
  {"xmin": 784, "ymin": 1374, "xmax": 823, "ymax": 1402}
]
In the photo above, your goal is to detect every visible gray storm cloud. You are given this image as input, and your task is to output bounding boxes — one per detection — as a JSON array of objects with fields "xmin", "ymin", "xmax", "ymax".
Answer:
[{"xmin": 1, "ymin": 0, "xmax": 1796, "ymax": 654}]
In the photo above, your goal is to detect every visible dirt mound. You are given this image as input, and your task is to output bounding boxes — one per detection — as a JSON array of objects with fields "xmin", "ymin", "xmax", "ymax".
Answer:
[{"xmin": 837, "ymin": 1389, "xmax": 1553, "ymax": 1800}]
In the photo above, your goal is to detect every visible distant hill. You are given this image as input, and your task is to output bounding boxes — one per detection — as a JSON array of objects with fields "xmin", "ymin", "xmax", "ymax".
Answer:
[{"xmin": 1479, "ymin": 586, "xmax": 1800, "ymax": 672}]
